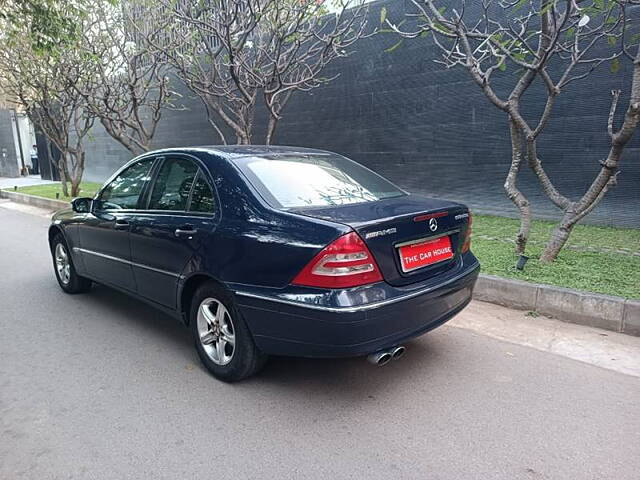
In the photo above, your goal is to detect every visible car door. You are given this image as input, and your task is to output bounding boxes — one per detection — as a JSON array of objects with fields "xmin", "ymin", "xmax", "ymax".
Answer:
[
  {"xmin": 78, "ymin": 157, "xmax": 155, "ymax": 292},
  {"xmin": 129, "ymin": 155, "xmax": 219, "ymax": 309}
]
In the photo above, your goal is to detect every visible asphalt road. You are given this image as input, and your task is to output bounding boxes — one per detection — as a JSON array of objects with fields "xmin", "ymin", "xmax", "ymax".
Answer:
[{"xmin": 1, "ymin": 204, "xmax": 639, "ymax": 480}]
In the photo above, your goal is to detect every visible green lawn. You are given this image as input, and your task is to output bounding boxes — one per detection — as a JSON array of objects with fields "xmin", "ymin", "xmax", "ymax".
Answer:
[
  {"xmin": 5, "ymin": 182, "xmax": 103, "ymax": 201},
  {"xmin": 473, "ymin": 214, "xmax": 640, "ymax": 299}
]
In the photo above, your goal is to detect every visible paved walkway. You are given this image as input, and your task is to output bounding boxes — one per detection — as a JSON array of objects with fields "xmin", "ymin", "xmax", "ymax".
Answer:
[{"xmin": 0, "ymin": 175, "xmax": 55, "ymax": 189}]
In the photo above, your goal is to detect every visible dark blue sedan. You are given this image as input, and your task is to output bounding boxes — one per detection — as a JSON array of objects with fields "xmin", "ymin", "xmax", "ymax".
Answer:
[{"xmin": 49, "ymin": 146, "xmax": 479, "ymax": 381}]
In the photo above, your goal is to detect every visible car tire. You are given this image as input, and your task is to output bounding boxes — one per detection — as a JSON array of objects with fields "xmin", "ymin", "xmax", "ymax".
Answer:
[
  {"xmin": 51, "ymin": 233, "xmax": 92, "ymax": 294},
  {"xmin": 190, "ymin": 281, "xmax": 267, "ymax": 382}
]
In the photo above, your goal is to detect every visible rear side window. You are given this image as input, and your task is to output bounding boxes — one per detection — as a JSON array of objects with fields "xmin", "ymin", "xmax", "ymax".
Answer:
[
  {"xmin": 148, "ymin": 158, "xmax": 198, "ymax": 211},
  {"xmin": 189, "ymin": 171, "xmax": 216, "ymax": 213},
  {"xmin": 97, "ymin": 158, "xmax": 153, "ymax": 210},
  {"xmin": 233, "ymin": 154, "xmax": 406, "ymax": 209}
]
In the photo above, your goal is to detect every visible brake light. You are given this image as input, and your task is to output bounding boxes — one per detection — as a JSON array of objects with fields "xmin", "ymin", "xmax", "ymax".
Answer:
[
  {"xmin": 413, "ymin": 211, "xmax": 448, "ymax": 222},
  {"xmin": 462, "ymin": 213, "xmax": 473, "ymax": 253},
  {"xmin": 292, "ymin": 232, "xmax": 383, "ymax": 288}
]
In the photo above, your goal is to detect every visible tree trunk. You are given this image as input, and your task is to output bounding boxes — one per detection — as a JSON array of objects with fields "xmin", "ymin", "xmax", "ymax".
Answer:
[
  {"xmin": 540, "ymin": 208, "xmax": 578, "ymax": 263},
  {"xmin": 237, "ymin": 118, "xmax": 252, "ymax": 145},
  {"xmin": 69, "ymin": 151, "xmax": 85, "ymax": 197},
  {"xmin": 265, "ymin": 116, "xmax": 278, "ymax": 145},
  {"xmin": 70, "ymin": 178, "xmax": 82, "ymax": 197},
  {"xmin": 45, "ymin": 139, "xmax": 68, "ymax": 197},
  {"xmin": 235, "ymin": 111, "xmax": 252, "ymax": 145},
  {"xmin": 504, "ymin": 118, "xmax": 532, "ymax": 255},
  {"xmin": 58, "ymin": 156, "xmax": 70, "ymax": 198},
  {"xmin": 60, "ymin": 175, "xmax": 69, "ymax": 198}
]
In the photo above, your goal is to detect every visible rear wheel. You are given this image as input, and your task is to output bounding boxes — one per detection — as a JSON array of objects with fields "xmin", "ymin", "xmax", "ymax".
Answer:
[
  {"xmin": 51, "ymin": 233, "xmax": 92, "ymax": 294},
  {"xmin": 190, "ymin": 282, "xmax": 267, "ymax": 382}
]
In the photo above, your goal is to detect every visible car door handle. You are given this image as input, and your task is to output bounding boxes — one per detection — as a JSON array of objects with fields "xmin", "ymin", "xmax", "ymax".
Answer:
[
  {"xmin": 114, "ymin": 220, "xmax": 130, "ymax": 230},
  {"xmin": 175, "ymin": 227, "xmax": 198, "ymax": 237}
]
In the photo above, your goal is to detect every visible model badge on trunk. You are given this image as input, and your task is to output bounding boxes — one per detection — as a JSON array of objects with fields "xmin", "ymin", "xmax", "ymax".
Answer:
[{"xmin": 365, "ymin": 228, "xmax": 397, "ymax": 239}]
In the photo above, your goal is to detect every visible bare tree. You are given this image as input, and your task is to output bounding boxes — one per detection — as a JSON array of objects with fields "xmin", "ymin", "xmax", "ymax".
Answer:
[
  {"xmin": 0, "ymin": 40, "xmax": 96, "ymax": 197},
  {"xmin": 256, "ymin": 1, "xmax": 370, "ymax": 144},
  {"xmin": 389, "ymin": 0, "xmax": 639, "ymax": 261},
  {"xmin": 543, "ymin": 43, "xmax": 639, "ymax": 261},
  {"xmin": 77, "ymin": 1, "xmax": 176, "ymax": 155},
  {"xmin": 136, "ymin": 0, "xmax": 369, "ymax": 145}
]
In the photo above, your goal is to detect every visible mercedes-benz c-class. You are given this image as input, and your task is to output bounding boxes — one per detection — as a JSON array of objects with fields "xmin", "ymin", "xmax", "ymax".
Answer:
[{"xmin": 49, "ymin": 146, "xmax": 479, "ymax": 381}]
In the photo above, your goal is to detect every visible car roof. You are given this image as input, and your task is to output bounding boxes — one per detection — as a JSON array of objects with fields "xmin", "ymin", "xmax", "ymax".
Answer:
[{"xmin": 147, "ymin": 145, "xmax": 334, "ymax": 159}]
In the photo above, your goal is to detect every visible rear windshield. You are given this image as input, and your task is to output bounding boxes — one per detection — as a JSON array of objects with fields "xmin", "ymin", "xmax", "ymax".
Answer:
[{"xmin": 233, "ymin": 153, "xmax": 406, "ymax": 209}]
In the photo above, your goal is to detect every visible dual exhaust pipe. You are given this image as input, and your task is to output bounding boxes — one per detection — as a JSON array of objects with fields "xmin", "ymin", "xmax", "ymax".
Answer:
[{"xmin": 367, "ymin": 345, "xmax": 406, "ymax": 366}]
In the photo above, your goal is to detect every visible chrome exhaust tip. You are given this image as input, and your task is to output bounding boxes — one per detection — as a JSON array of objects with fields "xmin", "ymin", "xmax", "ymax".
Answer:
[
  {"xmin": 391, "ymin": 345, "xmax": 406, "ymax": 360},
  {"xmin": 367, "ymin": 351, "xmax": 392, "ymax": 366}
]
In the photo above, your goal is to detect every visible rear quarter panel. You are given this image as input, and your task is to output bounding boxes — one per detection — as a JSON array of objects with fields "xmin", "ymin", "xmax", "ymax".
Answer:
[{"xmin": 190, "ymin": 154, "xmax": 351, "ymax": 288}]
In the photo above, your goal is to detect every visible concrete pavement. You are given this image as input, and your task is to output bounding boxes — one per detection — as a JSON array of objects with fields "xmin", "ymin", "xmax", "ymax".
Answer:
[
  {"xmin": 0, "ymin": 175, "xmax": 54, "ymax": 189},
  {"xmin": 453, "ymin": 301, "xmax": 640, "ymax": 377},
  {"xmin": 1, "ymin": 204, "xmax": 639, "ymax": 480}
]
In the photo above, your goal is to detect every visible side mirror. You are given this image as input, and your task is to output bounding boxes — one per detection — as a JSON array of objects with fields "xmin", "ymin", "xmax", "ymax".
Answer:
[{"xmin": 71, "ymin": 197, "xmax": 93, "ymax": 213}]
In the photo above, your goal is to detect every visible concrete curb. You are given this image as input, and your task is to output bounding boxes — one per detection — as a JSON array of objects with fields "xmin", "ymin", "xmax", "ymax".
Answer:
[
  {"xmin": 475, "ymin": 274, "xmax": 639, "ymax": 336},
  {"xmin": 0, "ymin": 190, "xmax": 68, "ymax": 210}
]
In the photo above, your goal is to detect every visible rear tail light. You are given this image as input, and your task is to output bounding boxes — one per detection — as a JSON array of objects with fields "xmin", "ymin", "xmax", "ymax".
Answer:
[
  {"xmin": 292, "ymin": 231, "xmax": 383, "ymax": 288},
  {"xmin": 462, "ymin": 213, "xmax": 473, "ymax": 253}
]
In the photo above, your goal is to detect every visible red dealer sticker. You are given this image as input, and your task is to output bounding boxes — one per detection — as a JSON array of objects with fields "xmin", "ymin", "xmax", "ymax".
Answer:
[{"xmin": 398, "ymin": 236, "xmax": 454, "ymax": 273}]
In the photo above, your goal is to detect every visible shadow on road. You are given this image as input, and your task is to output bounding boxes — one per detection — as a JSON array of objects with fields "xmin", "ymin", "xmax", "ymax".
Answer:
[
  {"xmin": 85, "ymin": 283, "xmax": 191, "ymax": 344},
  {"xmin": 71, "ymin": 282, "xmax": 448, "ymax": 400},
  {"xmin": 252, "ymin": 337, "xmax": 446, "ymax": 399}
]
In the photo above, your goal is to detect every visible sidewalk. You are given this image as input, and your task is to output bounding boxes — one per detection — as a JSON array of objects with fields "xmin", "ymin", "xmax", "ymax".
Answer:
[
  {"xmin": 451, "ymin": 300, "xmax": 640, "ymax": 377},
  {"xmin": 0, "ymin": 175, "xmax": 55, "ymax": 189}
]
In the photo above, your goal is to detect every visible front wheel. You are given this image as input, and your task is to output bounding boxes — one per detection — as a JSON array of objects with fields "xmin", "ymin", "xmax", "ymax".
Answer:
[
  {"xmin": 190, "ymin": 282, "xmax": 267, "ymax": 382},
  {"xmin": 51, "ymin": 233, "xmax": 92, "ymax": 294}
]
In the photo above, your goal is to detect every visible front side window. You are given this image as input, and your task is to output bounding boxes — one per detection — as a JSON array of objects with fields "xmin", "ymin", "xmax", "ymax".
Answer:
[
  {"xmin": 233, "ymin": 154, "xmax": 406, "ymax": 209},
  {"xmin": 148, "ymin": 158, "xmax": 198, "ymax": 211},
  {"xmin": 97, "ymin": 158, "xmax": 154, "ymax": 210}
]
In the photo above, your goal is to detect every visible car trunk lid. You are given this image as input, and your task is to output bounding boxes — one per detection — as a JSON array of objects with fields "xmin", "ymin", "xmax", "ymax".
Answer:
[{"xmin": 290, "ymin": 194, "xmax": 471, "ymax": 286}]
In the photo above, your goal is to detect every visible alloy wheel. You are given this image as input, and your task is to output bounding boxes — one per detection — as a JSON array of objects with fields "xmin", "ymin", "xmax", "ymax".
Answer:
[
  {"xmin": 55, "ymin": 243, "xmax": 71, "ymax": 285},
  {"xmin": 196, "ymin": 297, "xmax": 236, "ymax": 366}
]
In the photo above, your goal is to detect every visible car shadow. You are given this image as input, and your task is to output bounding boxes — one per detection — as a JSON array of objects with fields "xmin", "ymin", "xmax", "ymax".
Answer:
[
  {"xmin": 82, "ymin": 283, "xmax": 192, "ymax": 347},
  {"xmin": 251, "ymin": 337, "xmax": 446, "ymax": 396},
  {"xmin": 77, "ymin": 283, "xmax": 449, "ymax": 400}
]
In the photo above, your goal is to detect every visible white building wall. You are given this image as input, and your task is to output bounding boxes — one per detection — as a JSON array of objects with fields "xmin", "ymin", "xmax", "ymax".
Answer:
[{"xmin": 9, "ymin": 111, "xmax": 25, "ymax": 175}]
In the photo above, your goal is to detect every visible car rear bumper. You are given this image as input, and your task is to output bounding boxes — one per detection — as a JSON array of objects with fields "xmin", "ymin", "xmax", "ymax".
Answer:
[{"xmin": 233, "ymin": 253, "xmax": 480, "ymax": 358}]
